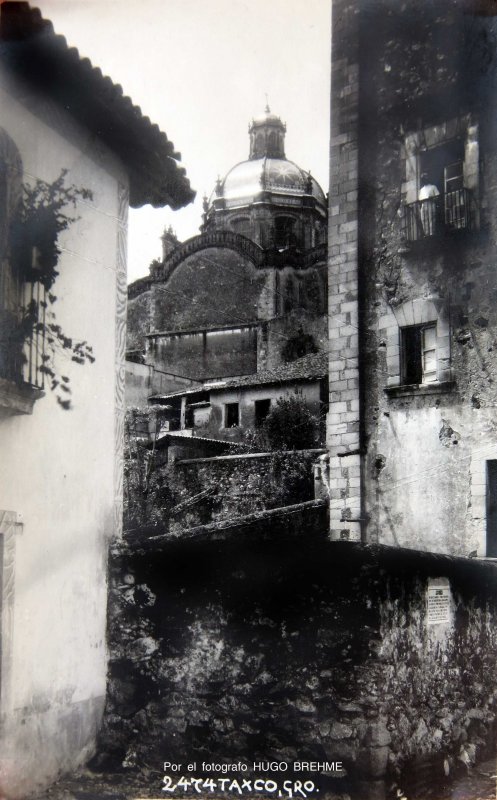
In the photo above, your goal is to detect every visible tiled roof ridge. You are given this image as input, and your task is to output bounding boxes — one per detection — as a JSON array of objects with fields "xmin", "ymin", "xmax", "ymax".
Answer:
[{"xmin": 224, "ymin": 350, "xmax": 327, "ymax": 385}]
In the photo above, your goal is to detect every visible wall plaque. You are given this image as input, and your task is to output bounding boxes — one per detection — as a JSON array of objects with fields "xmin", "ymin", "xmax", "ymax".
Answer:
[{"xmin": 427, "ymin": 578, "xmax": 451, "ymax": 625}]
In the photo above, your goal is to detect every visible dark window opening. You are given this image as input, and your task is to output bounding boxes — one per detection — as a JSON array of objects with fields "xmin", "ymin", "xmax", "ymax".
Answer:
[
  {"xmin": 225, "ymin": 402, "xmax": 239, "ymax": 428},
  {"xmin": 284, "ymin": 275, "xmax": 296, "ymax": 314},
  {"xmin": 184, "ymin": 405, "xmax": 194, "ymax": 429},
  {"xmin": 419, "ymin": 139, "xmax": 464, "ymax": 197},
  {"xmin": 267, "ymin": 131, "xmax": 278, "ymax": 155},
  {"xmin": 274, "ymin": 216, "xmax": 296, "ymax": 249},
  {"xmin": 486, "ymin": 461, "xmax": 497, "ymax": 557},
  {"xmin": 404, "ymin": 137, "xmax": 477, "ymax": 241},
  {"xmin": 421, "ymin": 141, "xmax": 466, "ymax": 232},
  {"xmin": 255, "ymin": 398, "xmax": 271, "ymax": 426},
  {"xmin": 401, "ymin": 324, "xmax": 437, "ymax": 385}
]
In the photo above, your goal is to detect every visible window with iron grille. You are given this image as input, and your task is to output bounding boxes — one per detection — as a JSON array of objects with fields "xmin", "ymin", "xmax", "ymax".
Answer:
[
  {"xmin": 0, "ymin": 130, "xmax": 26, "ymax": 386},
  {"xmin": 403, "ymin": 118, "xmax": 479, "ymax": 243},
  {"xmin": 419, "ymin": 141, "xmax": 470, "ymax": 232}
]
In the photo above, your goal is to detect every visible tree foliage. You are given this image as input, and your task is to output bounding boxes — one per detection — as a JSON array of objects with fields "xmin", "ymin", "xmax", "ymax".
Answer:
[{"xmin": 261, "ymin": 392, "xmax": 320, "ymax": 451}]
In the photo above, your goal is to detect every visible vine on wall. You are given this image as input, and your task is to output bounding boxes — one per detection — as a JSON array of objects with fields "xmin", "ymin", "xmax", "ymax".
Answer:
[{"xmin": 11, "ymin": 169, "xmax": 95, "ymax": 408}]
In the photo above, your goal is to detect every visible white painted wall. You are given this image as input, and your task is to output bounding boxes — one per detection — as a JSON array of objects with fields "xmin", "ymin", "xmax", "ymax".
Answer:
[{"xmin": 0, "ymin": 72, "xmax": 128, "ymax": 798}]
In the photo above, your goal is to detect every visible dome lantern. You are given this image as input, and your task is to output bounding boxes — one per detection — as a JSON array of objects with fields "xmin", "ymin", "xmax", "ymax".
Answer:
[{"xmin": 249, "ymin": 104, "xmax": 286, "ymax": 160}]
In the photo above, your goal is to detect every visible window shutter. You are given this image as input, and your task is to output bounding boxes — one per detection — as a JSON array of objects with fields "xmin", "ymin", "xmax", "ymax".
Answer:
[{"xmin": 422, "ymin": 325, "xmax": 437, "ymax": 383}]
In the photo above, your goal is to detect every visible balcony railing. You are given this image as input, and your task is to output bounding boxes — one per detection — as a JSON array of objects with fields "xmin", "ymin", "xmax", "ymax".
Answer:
[{"xmin": 403, "ymin": 188, "xmax": 477, "ymax": 243}]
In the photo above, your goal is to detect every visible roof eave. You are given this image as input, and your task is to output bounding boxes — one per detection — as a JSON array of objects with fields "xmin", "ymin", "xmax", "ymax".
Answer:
[{"xmin": 0, "ymin": 3, "xmax": 195, "ymax": 210}]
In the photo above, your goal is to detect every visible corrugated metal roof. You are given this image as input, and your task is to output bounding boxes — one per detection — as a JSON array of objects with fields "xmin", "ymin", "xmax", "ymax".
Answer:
[{"xmin": 0, "ymin": 2, "xmax": 195, "ymax": 209}]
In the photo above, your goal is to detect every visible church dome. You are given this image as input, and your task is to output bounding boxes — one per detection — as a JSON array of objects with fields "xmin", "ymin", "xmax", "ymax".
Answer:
[
  {"xmin": 220, "ymin": 157, "xmax": 326, "ymax": 208},
  {"xmin": 203, "ymin": 106, "xmax": 328, "ymax": 249}
]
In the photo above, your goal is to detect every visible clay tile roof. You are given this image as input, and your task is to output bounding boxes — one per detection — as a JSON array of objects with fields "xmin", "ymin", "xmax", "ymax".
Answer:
[
  {"xmin": 148, "ymin": 352, "xmax": 328, "ymax": 401},
  {"xmin": 0, "ymin": 2, "xmax": 195, "ymax": 209},
  {"xmin": 212, "ymin": 350, "xmax": 328, "ymax": 391}
]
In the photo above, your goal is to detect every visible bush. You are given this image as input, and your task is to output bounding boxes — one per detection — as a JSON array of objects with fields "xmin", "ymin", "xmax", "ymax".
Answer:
[{"xmin": 262, "ymin": 392, "xmax": 320, "ymax": 450}]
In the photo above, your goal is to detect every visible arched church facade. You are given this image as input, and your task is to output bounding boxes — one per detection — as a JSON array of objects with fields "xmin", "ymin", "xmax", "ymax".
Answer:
[{"xmin": 126, "ymin": 107, "xmax": 329, "ymax": 435}]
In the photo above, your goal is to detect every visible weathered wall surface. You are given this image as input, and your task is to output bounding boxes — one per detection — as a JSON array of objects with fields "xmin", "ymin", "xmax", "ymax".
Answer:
[
  {"xmin": 272, "ymin": 265, "xmax": 327, "ymax": 317},
  {"xmin": 0, "ymin": 77, "xmax": 125, "ymax": 796},
  {"xmin": 125, "ymin": 449, "xmax": 322, "ymax": 533},
  {"xmin": 151, "ymin": 247, "xmax": 267, "ymax": 334},
  {"xmin": 168, "ymin": 450, "xmax": 321, "ymax": 531},
  {"xmin": 204, "ymin": 382, "xmax": 323, "ymax": 442},
  {"xmin": 359, "ymin": 5, "xmax": 497, "ymax": 556},
  {"xmin": 127, "ymin": 289, "xmax": 150, "ymax": 351},
  {"xmin": 101, "ymin": 541, "xmax": 497, "ymax": 798},
  {"xmin": 328, "ymin": 0, "xmax": 497, "ymax": 555},
  {"xmin": 146, "ymin": 325, "xmax": 258, "ymax": 381},
  {"xmin": 125, "ymin": 361, "xmax": 196, "ymax": 408},
  {"xmin": 261, "ymin": 311, "xmax": 328, "ymax": 371}
]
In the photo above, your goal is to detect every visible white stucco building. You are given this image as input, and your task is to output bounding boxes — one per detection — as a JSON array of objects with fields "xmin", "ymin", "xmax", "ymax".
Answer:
[{"xmin": 0, "ymin": 3, "xmax": 193, "ymax": 796}]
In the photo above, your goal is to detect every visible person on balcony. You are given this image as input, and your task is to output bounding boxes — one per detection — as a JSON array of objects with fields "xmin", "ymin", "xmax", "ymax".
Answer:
[{"xmin": 418, "ymin": 172, "xmax": 440, "ymax": 236}]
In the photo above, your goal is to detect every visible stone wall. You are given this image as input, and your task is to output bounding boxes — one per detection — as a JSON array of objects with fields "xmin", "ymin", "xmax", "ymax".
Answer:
[
  {"xmin": 170, "ymin": 450, "xmax": 322, "ymax": 530},
  {"xmin": 327, "ymin": 0, "xmax": 362, "ymax": 543},
  {"xmin": 128, "ymin": 450, "xmax": 323, "ymax": 533},
  {"xmin": 100, "ymin": 540, "xmax": 497, "ymax": 799}
]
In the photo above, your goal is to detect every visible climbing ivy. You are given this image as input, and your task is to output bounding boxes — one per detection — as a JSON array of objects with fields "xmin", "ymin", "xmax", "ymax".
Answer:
[{"xmin": 11, "ymin": 170, "xmax": 95, "ymax": 408}]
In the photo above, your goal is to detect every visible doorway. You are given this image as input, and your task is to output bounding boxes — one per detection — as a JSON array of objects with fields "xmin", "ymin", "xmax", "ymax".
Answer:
[{"xmin": 486, "ymin": 461, "xmax": 497, "ymax": 556}]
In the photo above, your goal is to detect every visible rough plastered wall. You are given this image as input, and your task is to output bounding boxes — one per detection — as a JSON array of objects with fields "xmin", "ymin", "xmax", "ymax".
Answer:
[
  {"xmin": 357, "ymin": 3, "xmax": 497, "ymax": 556},
  {"xmin": 100, "ymin": 540, "xmax": 497, "ymax": 800},
  {"xmin": 262, "ymin": 311, "xmax": 328, "ymax": 371},
  {"xmin": 150, "ymin": 248, "xmax": 266, "ymax": 334},
  {"xmin": 328, "ymin": 0, "xmax": 497, "ymax": 555},
  {"xmin": 124, "ymin": 361, "xmax": 195, "ymax": 409},
  {"xmin": 146, "ymin": 325, "xmax": 258, "ymax": 381},
  {"xmin": 204, "ymin": 381, "xmax": 323, "ymax": 442},
  {"xmin": 0, "ymin": 75, "xmax": 126, "ymax": 797}
]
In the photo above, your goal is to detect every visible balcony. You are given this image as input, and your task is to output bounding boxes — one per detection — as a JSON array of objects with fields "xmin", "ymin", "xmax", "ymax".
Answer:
[{"xmin": 403, "ymin": 188, "xmax": 477, "ymax": 243}]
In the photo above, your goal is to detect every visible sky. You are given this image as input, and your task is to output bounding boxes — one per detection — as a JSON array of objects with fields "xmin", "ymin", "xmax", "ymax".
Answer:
[{"xmin": 34, "ymin": 0, "xmax": 331, "ymax": 283}]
